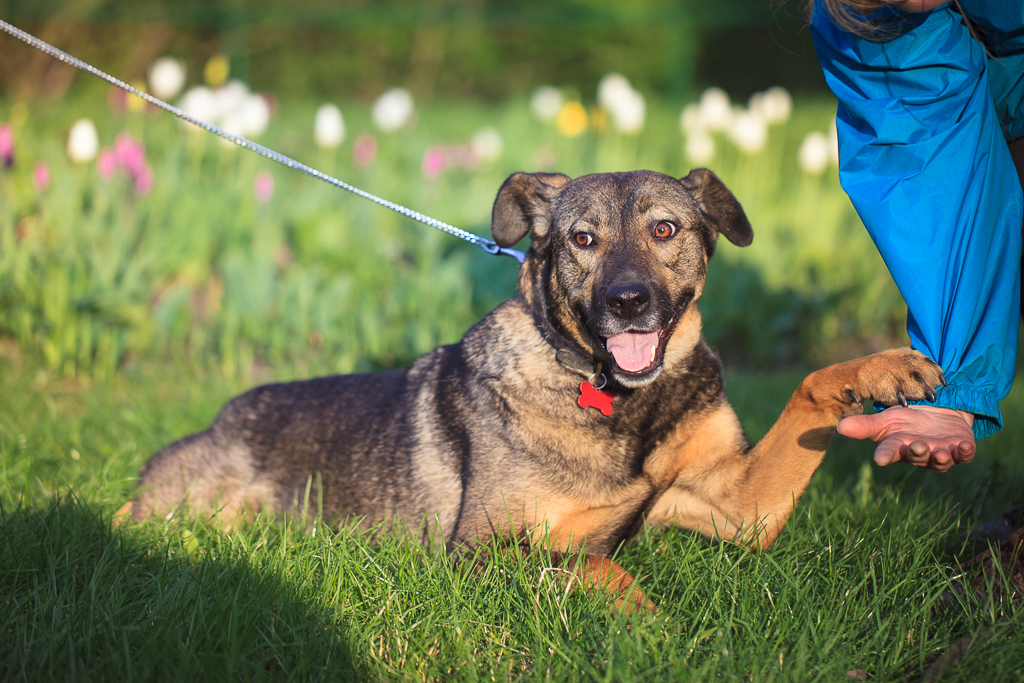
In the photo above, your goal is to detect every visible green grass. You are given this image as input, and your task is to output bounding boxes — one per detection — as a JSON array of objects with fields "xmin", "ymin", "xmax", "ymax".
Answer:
[{"xmin": 1, "ymin": 350, "xmax": 1021, "ymax": 681}]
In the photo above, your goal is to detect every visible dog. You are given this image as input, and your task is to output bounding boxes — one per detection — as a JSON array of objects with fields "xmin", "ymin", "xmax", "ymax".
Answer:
[{"xmin": 132, "ymin": 169, "xmax": 943, "ymax": 611}]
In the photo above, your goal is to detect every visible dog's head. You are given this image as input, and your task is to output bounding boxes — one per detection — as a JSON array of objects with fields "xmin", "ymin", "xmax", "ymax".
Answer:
[{"xmin": 491, "ymin": 170, "xmax": 752, "ymax": 388}]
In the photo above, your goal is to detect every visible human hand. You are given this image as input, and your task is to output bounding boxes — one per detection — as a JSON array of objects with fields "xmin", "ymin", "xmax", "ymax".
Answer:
[{"xmin": 837, "ymin": 405, "xmax": 976, "ymax": 473}]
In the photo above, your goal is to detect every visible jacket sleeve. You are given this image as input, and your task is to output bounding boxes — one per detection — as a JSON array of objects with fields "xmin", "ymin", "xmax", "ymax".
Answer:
[{"xmin": 811, "ymin": 0, "xmax": 1022, "ymax": 439}]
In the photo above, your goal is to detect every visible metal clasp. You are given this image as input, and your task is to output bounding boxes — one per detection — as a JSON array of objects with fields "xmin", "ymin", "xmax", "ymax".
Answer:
[{"xmin": 479, "ymin": 241, "xmax": 527, "ymax": 263}]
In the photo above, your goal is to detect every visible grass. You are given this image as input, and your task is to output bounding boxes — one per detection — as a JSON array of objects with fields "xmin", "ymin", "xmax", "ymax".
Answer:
[{"xmin": 1, "ymin": 348, "xmax": 1021, "ymax": 681}]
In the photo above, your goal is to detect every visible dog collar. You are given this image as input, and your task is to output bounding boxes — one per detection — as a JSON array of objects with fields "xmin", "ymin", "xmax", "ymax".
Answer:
[
  {"xmin": 555, "ymin": 349, "xmax": 614, "ymax": 416},
  {"xmin": 555, "ymin": 348, "xmax": 605, "ymax": 386}
]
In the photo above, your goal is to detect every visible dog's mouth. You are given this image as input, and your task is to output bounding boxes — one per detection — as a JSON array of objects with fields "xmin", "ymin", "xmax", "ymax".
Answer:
[
  {"xmin": 601, "ymin": 306, "xmax": 684, "ymax": 379},
  {"xmin": 605, "ymin": 330, "xmax": 663, "ymax": 375}
]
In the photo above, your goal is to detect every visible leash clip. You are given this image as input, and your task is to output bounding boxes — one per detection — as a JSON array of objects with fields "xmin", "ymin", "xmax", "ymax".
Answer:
[{"xmin": 479, "ymin": 241, "xmax": 527, "ymax": 263}]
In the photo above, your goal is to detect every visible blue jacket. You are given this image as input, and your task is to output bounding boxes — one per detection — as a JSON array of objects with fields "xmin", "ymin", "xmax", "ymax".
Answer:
[{"xmin": 811, "ymin": 0, "xmax": 1023, "ymax": 438}]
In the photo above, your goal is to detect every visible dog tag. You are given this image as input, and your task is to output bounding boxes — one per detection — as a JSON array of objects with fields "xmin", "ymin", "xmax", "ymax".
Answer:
[{"xmin": 578, "ymin": 381, "xmax": 614, "ymax": 416}]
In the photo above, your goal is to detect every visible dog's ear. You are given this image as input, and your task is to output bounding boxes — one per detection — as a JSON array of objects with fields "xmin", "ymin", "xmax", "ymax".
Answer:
[
  {"xmin": 491, "ymin": 172, "xmax": 571, "ymax": 248},
  {"xmin": 679, "ymin": 168, "xmax": 753, "ymax": 248}
]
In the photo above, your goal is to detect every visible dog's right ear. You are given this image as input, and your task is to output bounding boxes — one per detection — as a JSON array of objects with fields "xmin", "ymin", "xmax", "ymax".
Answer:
[
  {"xmin": 679, "ymin": 168, "xmax": 753, "ymax": 249},
  {"xmin": 491, "ymin": 172, "xmax": 571, "ymax": 248}
]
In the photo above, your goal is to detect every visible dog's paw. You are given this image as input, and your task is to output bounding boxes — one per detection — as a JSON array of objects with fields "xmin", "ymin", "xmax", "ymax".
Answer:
[{"xmin": 846, "ymin": 348, "xmax": 944, "ymax": 410}]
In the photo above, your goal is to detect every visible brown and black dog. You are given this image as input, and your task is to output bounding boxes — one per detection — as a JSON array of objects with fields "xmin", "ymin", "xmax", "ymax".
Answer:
[{"xmin": 132, "ymin": 169, "xmax": 943, "ymax": 611}]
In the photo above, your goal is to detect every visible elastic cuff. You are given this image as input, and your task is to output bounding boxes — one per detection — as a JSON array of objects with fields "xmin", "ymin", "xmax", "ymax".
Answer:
[{"xmin": 891, "ymin": 384, "xmax": 1004, "ymax": 440}]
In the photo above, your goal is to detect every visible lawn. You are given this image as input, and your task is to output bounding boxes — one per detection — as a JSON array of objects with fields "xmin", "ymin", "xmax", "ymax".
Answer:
[{"xmin": 1, "ymin": 348, "xmax": 1021, "ymax": 681}]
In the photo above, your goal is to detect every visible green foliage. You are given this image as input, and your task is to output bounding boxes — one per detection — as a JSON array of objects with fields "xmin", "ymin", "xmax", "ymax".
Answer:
[
  {"xmin": 0, "ymin": 0, "xmax": 806, "ymax": 101},
  {"xmin": 1, "ymin": 92, "xmax": 904, "ymax": 378}
]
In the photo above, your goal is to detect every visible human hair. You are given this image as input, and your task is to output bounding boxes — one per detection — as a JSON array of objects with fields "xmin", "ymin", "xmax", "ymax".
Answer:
[{"xmin": 815, "ymin": 0, "xmax": 912, "ymax": 41}]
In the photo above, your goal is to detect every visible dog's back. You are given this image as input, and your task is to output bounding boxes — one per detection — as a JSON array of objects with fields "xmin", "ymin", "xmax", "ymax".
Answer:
[{"xmin": 134, "ymin": 364, "xmax": 466, "ymax": 534}]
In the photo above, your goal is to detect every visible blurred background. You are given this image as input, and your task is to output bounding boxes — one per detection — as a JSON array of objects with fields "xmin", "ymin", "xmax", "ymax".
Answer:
[{"xmin": 0, "ymin": 0, "xmax": 912, "ymax": 381}]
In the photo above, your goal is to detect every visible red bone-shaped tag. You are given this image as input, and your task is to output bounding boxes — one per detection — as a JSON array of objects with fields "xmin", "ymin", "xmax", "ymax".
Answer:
[{"xmin": 578, "ymin": 381, "xmax": 614, "ymax": 416}]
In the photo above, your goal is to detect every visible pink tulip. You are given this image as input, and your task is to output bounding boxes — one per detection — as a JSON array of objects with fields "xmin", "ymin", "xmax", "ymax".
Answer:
[
  {"xmin": 114, "ymin": 133, "xmax": 146, "ymax": 178},
  {"xmin": 353, "ymin": 133, "xmax": 377, "ymax": 167},
  {"xmin": 97, "ymin": 149, "xmax": 117, "ymax": 180},
  {"xmin": 33, "ymin": 160, "xmax": 50, "ymax": 191},
  {"xmin": 0, "ymin": 124, "xmax": 13, "ymax": 167},
  {"xmin": 97, "ymin": 133, "xmax": 153, "ymax": 195},
  {"xmin": 422, "ymin": 147, "xmax": 446, "ymax": 178},
  {"xmin": 253, "ymin": 171, "xmax": 274, "ymax": 202},
  {"xmin": 134, "ymin": 163, "xmax": 153, "ymax": 196}
]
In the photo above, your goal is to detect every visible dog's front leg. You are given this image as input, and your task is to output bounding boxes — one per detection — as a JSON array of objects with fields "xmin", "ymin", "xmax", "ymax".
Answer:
[
  {"xmin": 649, "ymin": 348, "xmax": 945, "ymax": 550},
  {"xmin": 545, "ymin": 551, "xmax": 657, "ymax": 615},
  {"xmin": 453, "ymin": 541, "xmax": 656, "ymax": 614}
]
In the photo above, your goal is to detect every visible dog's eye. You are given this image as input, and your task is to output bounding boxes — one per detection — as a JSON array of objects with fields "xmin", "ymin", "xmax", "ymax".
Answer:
[
  {"xmin": 654, "ymin": 222, "xmax": 677, "ymax": 239},
  {"xmin": 574, "ymin": 233, "xmax": 595, "ymax": 247}
]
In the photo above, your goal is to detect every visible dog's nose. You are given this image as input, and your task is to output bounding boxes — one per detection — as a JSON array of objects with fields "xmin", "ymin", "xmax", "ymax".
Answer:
[{"xmin": 606, "ymin": 284, "xmax": 650, "ymax": 319}]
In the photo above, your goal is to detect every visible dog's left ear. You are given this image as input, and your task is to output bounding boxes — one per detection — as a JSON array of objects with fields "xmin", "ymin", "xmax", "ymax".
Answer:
[
  {"xmin": 491, "ymin": 172, "xmax": 571, "ymax": 248},
  {"xmin": 679, "ymin": 168, "xmax": 753, "ymax": 248}
]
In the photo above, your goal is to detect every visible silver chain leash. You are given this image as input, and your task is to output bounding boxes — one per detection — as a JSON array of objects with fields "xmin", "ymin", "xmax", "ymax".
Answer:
[{"xmin": 0, "ymin": 19, "xmax": 526, "ymax": 263}]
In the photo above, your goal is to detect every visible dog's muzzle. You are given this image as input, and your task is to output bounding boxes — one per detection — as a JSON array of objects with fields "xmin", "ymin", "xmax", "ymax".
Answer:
[{"xmin": 596, "ymin": 288, "xmax": 693, "ymax": 385}]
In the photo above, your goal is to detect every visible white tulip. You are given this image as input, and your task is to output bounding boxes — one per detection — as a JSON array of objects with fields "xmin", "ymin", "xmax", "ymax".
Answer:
[
  {"xmin": 147, "ymin": 57, "xmax": 187, "ymax": 100},
  {"xmin": 530, "ymin": 86, "xmax": 563, "ymax": 123},
  {"xmin": 699, "ymin": 87, "xmax": 732, "ymax": 132},
  {"xmin": 178, "ymin": 86, "xmax": 218, "ymax": 129},
  {"xmin": 596, "ymin": 73, "xmax": 646, "ymax": 135},
  {"xmin": 760, "ymin": 86, "xmax": 792, "ymax": 126},
  {"xmin": 219, "ymin": 111, "xmax": 245, "ymax": 147},
  {"xmin": 372, "ymin": 87, "xmax": 415, "ymax": 132},
  {"xmin": 314, "ymin": 104, "xmax": 346, "ymax": 149},
  {"xmin": 678, "ymin": 103, "xmax": 703, "ymax": 135},
  {"xmin": 748, "ymin": 92, "xmax": 767, "ymax": 119},
  {"xmin": 798, "ymin": 131, "xmax": 830, "ymax": 175},
  {"xmin": 597, "ymin": 73, "xmax": 633, "ymax": 111},
  {"xmin": 179, "ymin": 86, "xmax": 215, "ymax": 119},
  {"xmin": 685, "ymin": 131, "xmax": 716, "ymax": 165},
  {"xmin": 67, "ymin": 118, "xmax": 99, "ymax": 164},
  {"xmin": 214, "ymin": 80, "xmax": 249, "ymax": 123},
  {"xmin": 611, "ymin": 88, "xmax": 646, "ymax": 135},
  {"xmin": 239, "ymin": 94, "xmax": 270, "ymax": 138},
  {"xmin": 728, "ymin": 108, "xmax": 767, "ymax": 155},
  {"xmin": 471, "ymin": 127, "xmax": 503, "ymax": 163}
]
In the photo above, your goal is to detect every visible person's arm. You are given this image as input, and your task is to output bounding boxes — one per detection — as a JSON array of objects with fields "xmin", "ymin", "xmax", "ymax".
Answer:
[{"xmin": 810, "ymin": 2, "xmax": 1022, "ymax": 448}]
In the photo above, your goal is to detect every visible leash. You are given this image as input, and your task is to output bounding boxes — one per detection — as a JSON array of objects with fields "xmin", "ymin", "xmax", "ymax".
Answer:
[{"xmin": 0, "ymin": 19, "xmax": 526, "ymax": 264}]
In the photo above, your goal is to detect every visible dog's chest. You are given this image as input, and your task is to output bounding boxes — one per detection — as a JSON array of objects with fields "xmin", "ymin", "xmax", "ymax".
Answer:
[
  {"xmin": 522, "ymin": 403, "xmax": 744, "ymax": 553},
  {"xmin": 492, "ymin": 406, "xmax": 675, "ymax": 551}
]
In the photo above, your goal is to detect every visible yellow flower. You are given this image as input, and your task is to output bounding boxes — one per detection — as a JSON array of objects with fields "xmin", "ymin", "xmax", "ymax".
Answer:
[
  {"xmin": 204, "ymin": 54, "xmax": 230, "ymax": 88},
  {"xmin": 556, "ymin": 101, "xmax": 588, "ymax": 138},
  {"xmin": 127, "ymin": 81, "xmax": 147, "ymax": 113}
]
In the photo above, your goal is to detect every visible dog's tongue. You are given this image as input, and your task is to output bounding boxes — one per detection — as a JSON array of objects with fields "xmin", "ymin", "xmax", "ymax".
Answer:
[{"xmin": 606, "ymin": 331, "xmax": 659, "ymax": 373}]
